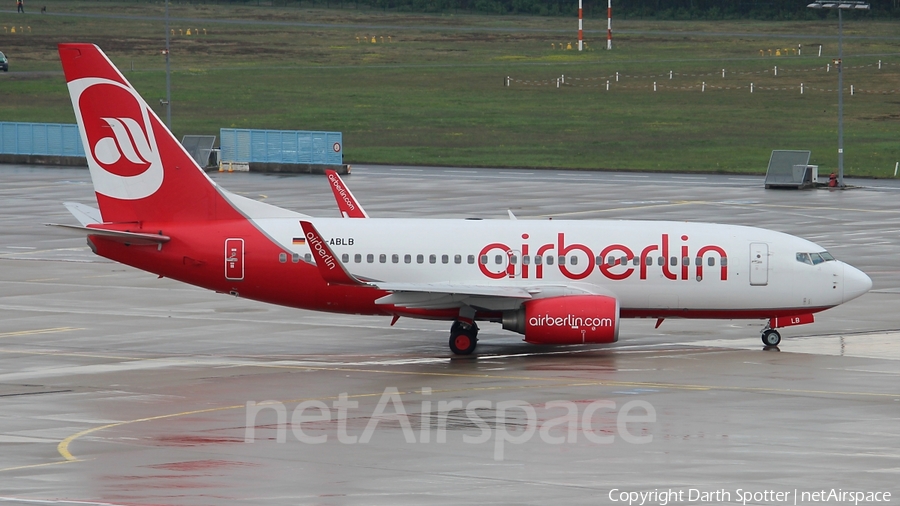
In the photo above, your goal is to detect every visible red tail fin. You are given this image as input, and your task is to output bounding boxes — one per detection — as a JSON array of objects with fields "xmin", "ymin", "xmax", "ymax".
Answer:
[{"xmin": 59, "ymin": 43, "xmax": 223, "ymax": 224}]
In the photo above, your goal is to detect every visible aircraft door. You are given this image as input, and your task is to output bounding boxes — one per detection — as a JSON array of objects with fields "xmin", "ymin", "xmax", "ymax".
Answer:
[
  {"xmin": 225, "ymin": 238, "xmax": 244, "ymax": 281},
  {"xmin": 749, "ymin": 242, "xmax": 768, "ymax": 286},
  {"xmin": 508, "ymin": 249, "xmax": 522, "ymax": 278}
]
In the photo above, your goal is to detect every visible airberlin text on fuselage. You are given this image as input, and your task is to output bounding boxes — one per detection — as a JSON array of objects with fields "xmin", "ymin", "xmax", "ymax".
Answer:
[{"xmin": 478, "ymin": 233, "xmax": 728, "ymax": 282}]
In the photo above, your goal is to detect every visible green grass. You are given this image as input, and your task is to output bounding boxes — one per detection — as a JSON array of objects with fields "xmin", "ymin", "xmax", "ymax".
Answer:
[{"xmin": 1, "ymin": 1, "xmax": 900, "ymax": 175}]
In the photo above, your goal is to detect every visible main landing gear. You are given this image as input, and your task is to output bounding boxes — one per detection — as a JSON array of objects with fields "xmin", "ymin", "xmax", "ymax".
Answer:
[
  {"xmin": 449, "ymin": 320, "xmax": 479, "ymax": 355},
  {"xmin": 761, "ymin": 328, "xmax": 781, "ymax": 347}
]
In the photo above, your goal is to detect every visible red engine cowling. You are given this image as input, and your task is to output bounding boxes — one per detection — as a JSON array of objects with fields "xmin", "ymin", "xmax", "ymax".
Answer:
[{"xmin": 502, "ymin": 295, "xmax": 620, "ymax": 345}]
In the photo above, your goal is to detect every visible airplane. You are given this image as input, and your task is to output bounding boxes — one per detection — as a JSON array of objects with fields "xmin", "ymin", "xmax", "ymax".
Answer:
[{"xmin": 50, "ymin": 43, "xmax": 873, "ymax": 355}]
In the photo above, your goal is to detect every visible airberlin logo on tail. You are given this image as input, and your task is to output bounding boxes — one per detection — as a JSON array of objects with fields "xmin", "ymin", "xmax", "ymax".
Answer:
[{"xmin": 68, "ymin": 77, "xmax": 163, "ymax": 200}]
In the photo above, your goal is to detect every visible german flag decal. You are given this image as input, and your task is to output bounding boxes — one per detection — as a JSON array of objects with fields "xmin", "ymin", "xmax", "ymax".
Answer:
[{"xmin": 292, "ymin": 237, "xmax": 306, "ymax": 245}]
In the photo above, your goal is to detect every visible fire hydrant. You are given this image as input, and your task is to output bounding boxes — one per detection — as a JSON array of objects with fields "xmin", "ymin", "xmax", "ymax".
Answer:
[{"xmin": 828, "ymin": 172, "xmax": 838, "ymax": 187}]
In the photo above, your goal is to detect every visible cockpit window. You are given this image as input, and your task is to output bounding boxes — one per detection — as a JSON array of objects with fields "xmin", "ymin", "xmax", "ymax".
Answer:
[{"xmin": 797, "ymin": 251, "xmax": 835, "ymax": 265}]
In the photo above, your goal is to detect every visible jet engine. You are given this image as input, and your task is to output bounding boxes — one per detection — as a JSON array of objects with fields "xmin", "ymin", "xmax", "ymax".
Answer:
[{"xmin": 501, "ymin": 295, "xmax": 620, "ymax": 344}]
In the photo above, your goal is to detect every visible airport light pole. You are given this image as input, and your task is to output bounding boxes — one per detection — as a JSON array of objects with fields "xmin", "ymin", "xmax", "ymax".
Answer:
[
  {"xmin": 164, "ymin": 0, "xmax": 172, "ymax": 129},
  {"xmin": 807, "ymin": 1, "xmax": 869, "ymax": 187}
]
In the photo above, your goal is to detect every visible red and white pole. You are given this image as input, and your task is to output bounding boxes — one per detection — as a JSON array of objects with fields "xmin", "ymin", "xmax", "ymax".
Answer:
[
  {"xmin": 578, "ymin": 0, "xmax": 583, "ymax": 51},
  {"xmin": 607, "ymin": 0, "xmax": 612, "ymax": 50}
]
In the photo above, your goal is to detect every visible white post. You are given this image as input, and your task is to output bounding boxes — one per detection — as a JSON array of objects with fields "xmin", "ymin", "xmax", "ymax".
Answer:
[
  {"xmin": 616, "ymin": 72, "xmax": 619, "ymax": 82},
  {"xmin": 774, "ymin": 65, "xmax": 778, "ymax": 77},
  {"xmin": 578, "ymin": 0, "xmax": 583, "ymax": 51},
  {"xmin": 818, "ymin": 44, "xmax": 822, "ymax": 57},
  {"xmin": 798, "ymin": 43, "xmax": 802, "ymax": 56},
  {"xmin": 722, "ymin": 68, "xmax": 725, "ymax": 78},
  {"xmin": 801, "ymin": 83, "xmax": 804, "ymax": 94},
  {"xmin": 506, "ymin": 76, "xmax": 510, "ymax": 87},
  {"xmin": 850, "ymin": 84, "xmax": 854, "ymax": 95},
  {"xmin": 606, "ymin": 80, "xmax": 609, "ymax": 91},
  {"xmin": 669, "ymin": 70, "xmax": 672, "ymax": 79},
  {"xmin": 702, "ymin": 82, "xmax": 706, "ymax": 92},
  {"xmin": 827, "ymin": 63, "xmax": 831, "ymax": 72},
  {"xmin": 607, "ymin": 0, "xmax": 612, "ymax": 50},
  {"xmin": 894, "ymin": 162, "xmax": 898, "ymax": 177},
  {"xmin": 878, "ymin": 59, "xmax": 882, "ymax": 69},
  {"xmin": 557, "ymin": 78, "xmax": 560, "ymax": 88},
  {"xmin": 562, "ymin": 74, "xmax": 565, "ymax": 84},
  {"xmin": 750, "ymin": 83, "xmax": 754, "ymax": 93},
  {"xmin": 653, "ymin": 82, "xmax": 657, "ymax": 91}
]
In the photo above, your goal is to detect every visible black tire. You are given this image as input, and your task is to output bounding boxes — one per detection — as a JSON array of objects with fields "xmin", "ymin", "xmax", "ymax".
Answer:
[{"xmin": 761, "ymin": 329, "xmax": 781, "ymax": 347}]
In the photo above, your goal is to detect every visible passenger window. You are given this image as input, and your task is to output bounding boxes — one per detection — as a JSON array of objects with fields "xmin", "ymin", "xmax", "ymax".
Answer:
[
  {"xmin": 454, "ymin": 254, "xmax": 462, "ymax": 264},
  {"xmin": 417, "ymin": 254, "xmax": 424, "ymax": 264},
  {"xmin": 546, "ymin": 256, "xmax": 554, "ymax": 265},
  {"xmin": 657, "ymin": 256, "xmax": 665, "ymax": 266},
  {"xmin": 682, "ymin": 256, "xmax": 689, "ymax": 265},
  {"xmin": 292, "ymin": 253, "xmax": 300, "ymax": 263},
  {"xmin": 596, "ymin": 255, "xmax": 603, "ymax": 265},
  {"xmin": 279, "ymin": 253, "xmax": 287, "ymax": 263},
  {"xmin": 304, "ymin": 253, "xmax": 312, "ymax": 262},
  {"xmin": 342, "ymin": 253, "xmax": 350, "ymax": 263},
  {"xmin": 429, "ymin": 254, "xmax": 436, "ymax": 264},
  {"xmin": 523, "ymin": 255, "xmax": 530, "ymax": 265},
  {"xmin": 480, "ymin": 255, "xmax": 488, "ymax": 265},
  {"xmin": 632, "ymin": 257, "xmax": 640, "ymax": 266},
  {"xmin": 721, "ymin": 257, "xmax": 728, "ymax": 266},
  {"xmin": 354, "ymin": 254, "xmax": 362, "ymax": 263},
  {"xmin": 379, "ymin": 254, "xmax": 387, "ymax": 263},
  {"xmin": 392, "ymin": 254, "xmax": 399, "ymax": 263},
  {"xmin": 707, "ymin": 257, "xmax": 715, "ymax": 267},
  {"xmin": 558, "ymin": 255, "xmax": 565, "ymax": 266},
  {"xmin": 607, "ymin": 256, "xmax": 615, "ymax": 266},
  {"xmin": 367, "ymin": 254, "xmax": 374, "ymax": 263},
  {"xmin": 510, "ymin": 255, "xmax": 518, "ymax": 265},
  {"xmin": 442, "ymin": 254, "xmax": 449, "ymax": 264},
  {"xmin": 467, "ymin": 255, "xmax": 475, "ymax": 264},
  {"xmin": 670, "ymin": 257, "xmax": 677, "ymax": 266},
  {"xmin": 621, "ymin": 256, "xmax": 628, "ymax": 266},
  {"xmin": 695, "ymin": 257, "xmax": 702, "ymax": 266},
  {"xmin": 796, "ymin": 253, "xmax": 812, "ymax": 265},
  {"xmin": 645, "ymin": 257, "xmax": 652, "ymax": 266},
  {"xmin": 495, "ymin": 255, "xmax": 503, "ymax": 265},
  {"xmin": 569, "ymin": 256, "xmax": 577, "ymax": 266},
  {"xmin": 404, "ymin": 254, "xmax": 412, "ymax": 264},
  {"xmin": 535, "ymin": 255, "xmax": 542, "ymax": 265}
]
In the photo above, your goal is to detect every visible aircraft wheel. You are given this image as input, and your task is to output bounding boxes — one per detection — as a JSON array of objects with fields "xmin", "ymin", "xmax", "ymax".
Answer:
[
  {"xmin": 449, "ymin": 322, "xmax": 478, "ymax": 355},
  {"xmin": 761, "ymin": 329, "xmax": 781, "ymax": 347}
]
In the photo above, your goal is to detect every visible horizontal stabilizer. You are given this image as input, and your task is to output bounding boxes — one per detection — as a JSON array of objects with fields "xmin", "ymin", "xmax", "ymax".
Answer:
[
  {"xmin": 64, "ymin": 202, "xmax": 102, "ymax": 226},
  {"xmin": 46, "ymin": 223, "xmax": 170, "ymax": 245}
]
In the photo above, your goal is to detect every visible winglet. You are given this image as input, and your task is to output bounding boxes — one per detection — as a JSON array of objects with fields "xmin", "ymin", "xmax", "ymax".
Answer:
[
  {"xmin": 299, "ymin": 221, "xmax": 366, "ymax": 286},
  {"xmin": 325, "ymin": 170, "xmax": 369, "ymax": 218}
]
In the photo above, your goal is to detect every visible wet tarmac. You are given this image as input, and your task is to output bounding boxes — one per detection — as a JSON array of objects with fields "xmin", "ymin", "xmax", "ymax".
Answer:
[{"xmin": 0, "ymin": 165, "xmax": 898, "ymax": 505}]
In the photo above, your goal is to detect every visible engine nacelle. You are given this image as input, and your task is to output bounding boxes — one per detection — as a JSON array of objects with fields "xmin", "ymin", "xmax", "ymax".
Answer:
[{"xmin": 502, "ymin": 295, "xmax": 620, "ymax": 345}]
